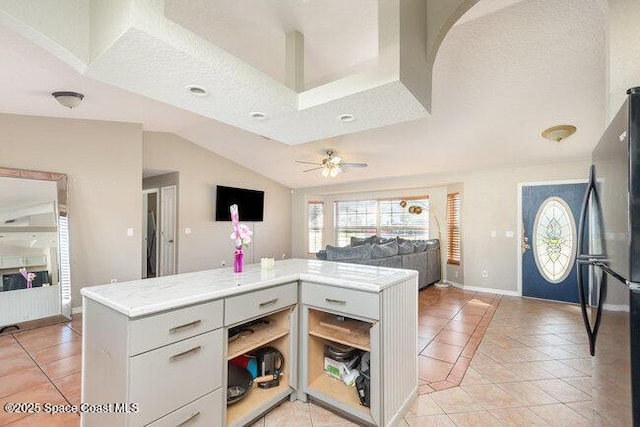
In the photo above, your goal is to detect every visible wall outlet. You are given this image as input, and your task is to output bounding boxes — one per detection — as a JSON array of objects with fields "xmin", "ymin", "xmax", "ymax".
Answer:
[
  {"xmin": 110, "ymin": 278, "xmax": 117, "ymax": 283},
  {"xmin": 126, "ymin": 228, "xmax": 134, "ymax": 237},
  {"xmin": 281, "ymin": 253, "xmax": 287, "ymax": 259},
  {"xmin": 184, "ymin": 227, "xmax": 192, "ymax": 235},
  {"xmin": 505, "ymin": 230, "xmax": 514, "ymax": 238},
  {"xmin": 221, "ymin": 260, "xmax": 227, "ymax": 267},
  {"xmin": 482, "ymin": 269, "xmax": 488, "ymax": 278}
]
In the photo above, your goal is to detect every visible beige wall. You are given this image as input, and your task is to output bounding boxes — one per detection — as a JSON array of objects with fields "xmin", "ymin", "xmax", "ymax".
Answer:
[
  {"xmin": 293, "ymin": 160, "xmax": 592, "ymax": 295},
  {"xmin": 143, "ymin": 132, "xmax": 292, "ymax": 273},
  {"xmin": 0, "ymin": 113, "xmax": 143, "ymax": 308}
]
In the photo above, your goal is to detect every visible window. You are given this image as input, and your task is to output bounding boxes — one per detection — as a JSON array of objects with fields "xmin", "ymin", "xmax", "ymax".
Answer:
[
  {"xmin": 308, "ymin": 202, "xmax": 324, "ymax": 253},
  {"xmin": 334, "ymin": 197, "xmax": 429, "ymax": 247},
  {"xmin": 533, "ymin": 197, "xmax": 576, "ymax": 283},
  {"xmin": 446, "ymin": 192, "xmax": 461, "ymax": 265}
]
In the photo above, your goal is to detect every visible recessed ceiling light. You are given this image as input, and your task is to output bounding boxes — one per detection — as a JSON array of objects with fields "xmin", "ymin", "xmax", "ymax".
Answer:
[
  {"xmin": 249, "ymin": 112, "xmax": 267, "ymax": 120},
  {"xmin": 338, "ymin": 114, "xmax": 356, "ymax": 123},
  {"xmin": 186, "ymin": 85, "xmax": 208, "ymax": 96}
]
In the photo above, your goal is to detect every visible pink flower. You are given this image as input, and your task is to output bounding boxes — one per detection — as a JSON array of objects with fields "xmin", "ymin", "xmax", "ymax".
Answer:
[{"xmin": 229, "ymin": 204, "xmax": 253, "ymax": 248}]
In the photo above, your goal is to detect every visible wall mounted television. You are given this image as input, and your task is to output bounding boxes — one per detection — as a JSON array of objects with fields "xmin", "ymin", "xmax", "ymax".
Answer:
[{"xmin": 215, "ymin": 185, "xmax": 265, "ymax": 222}]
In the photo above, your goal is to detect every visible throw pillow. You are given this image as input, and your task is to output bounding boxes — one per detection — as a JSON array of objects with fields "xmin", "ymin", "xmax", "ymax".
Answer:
[
  {"xmin": 350, "ymin": 235, "xmax": 377, "ymax": 247},
  {"xmin": 398, "ymin": 241, "xmax": 415, "ymax": 255},
  {"xmin": 326, "ymin": 243, "xmax": 373, "ymax": 261},
  {"xmin": 371, "ymin": 241, "xmax": 399, "ymax": 259},
  {"xmin": 375, "ymin": 236, "xmax": 397, "ymax": 245},
  {"xmin": 413, "ymin": 240, "xmax": 428, "ymax": 252},
  {"xmin": 316, "ymin": 250, "xmax": 328, "ymax": 260}
]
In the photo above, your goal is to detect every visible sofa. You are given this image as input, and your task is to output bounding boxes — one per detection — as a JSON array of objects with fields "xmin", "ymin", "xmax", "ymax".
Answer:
[{"xmin": 316, "ymin": 236, "xmax": 441, "ymax": 289}]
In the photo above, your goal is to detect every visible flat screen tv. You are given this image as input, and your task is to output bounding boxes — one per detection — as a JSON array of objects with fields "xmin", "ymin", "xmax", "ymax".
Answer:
[{"xmin": 215, "ymin": 185, "xmax": 265, "ymax": 222}]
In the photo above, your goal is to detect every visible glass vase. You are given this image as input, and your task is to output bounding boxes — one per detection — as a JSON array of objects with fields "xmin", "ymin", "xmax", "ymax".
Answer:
[{"xmin": 234, "ymin": 247, "xmax": 244, "ymax": 273}]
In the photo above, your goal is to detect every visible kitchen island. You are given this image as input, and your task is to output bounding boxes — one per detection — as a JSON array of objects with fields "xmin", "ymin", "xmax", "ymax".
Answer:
[{"xmin": 81, "ymin": 259, "xmax": 418, "ymax": 427}]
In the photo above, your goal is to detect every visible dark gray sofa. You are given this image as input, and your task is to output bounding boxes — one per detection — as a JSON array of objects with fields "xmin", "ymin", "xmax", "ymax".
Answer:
[{"xmin": 316, "ymin": 237, "xmax": 441, "ymax": 289}]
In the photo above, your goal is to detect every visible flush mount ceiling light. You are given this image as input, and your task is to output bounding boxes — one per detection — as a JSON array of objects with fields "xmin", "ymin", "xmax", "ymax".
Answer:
[
  {"xmin": 186, "ymin": 85, "xmax": 208, "ymax": 96},
  {"xmin": 249, "ymin": 112, "xmax": 267, "ymax": 120},
  {"xmin": 338, "ymin": 114, "xmax": 356, "ymax": 123},
  {"xmin": 51, "ymin": 91, "xmax": 84, "ymax": 109},
  {"xmin": 541, "ymin": 125, "xmax": 577, "ymax": 142}
]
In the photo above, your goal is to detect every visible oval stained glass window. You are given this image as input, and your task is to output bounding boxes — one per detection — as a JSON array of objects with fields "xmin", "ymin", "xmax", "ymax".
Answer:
[{"xmin": 532, "ymin": 197, "xmax": 577, "ymax": 283}]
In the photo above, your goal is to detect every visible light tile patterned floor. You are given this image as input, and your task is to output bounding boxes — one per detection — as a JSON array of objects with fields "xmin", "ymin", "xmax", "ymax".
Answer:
[{"xmin": 0, "ymin": 286, "xmax": 610, "ymax": 426}]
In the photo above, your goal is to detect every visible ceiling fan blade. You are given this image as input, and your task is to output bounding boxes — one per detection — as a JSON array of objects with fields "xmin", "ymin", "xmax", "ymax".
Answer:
[
  {"xmin": 296, "ymin": 160, "xmax": 320, "ymax": 165},
  {"xmin": 303, "ymin": 167, "xmax": 323, "ymax": 172},
  {"xmin": 341, "ymin": 162, "xmax": 368, "ymax": 168}
]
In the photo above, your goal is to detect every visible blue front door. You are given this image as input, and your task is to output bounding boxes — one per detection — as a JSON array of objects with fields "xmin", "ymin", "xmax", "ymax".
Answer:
[{"xmin": 522, "ymin": 183, "xmax": 587, "ymax": 303}]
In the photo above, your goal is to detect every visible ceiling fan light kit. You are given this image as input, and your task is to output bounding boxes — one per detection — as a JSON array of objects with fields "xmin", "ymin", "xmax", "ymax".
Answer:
[{"xmin": 296, "ymin": 150, "xmax": 367, "ymax": 178}]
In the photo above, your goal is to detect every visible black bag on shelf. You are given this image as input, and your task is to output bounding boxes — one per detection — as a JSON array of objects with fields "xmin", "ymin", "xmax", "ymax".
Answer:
[{"xmin": 355, "ymin": 370, "xmax": 370, "ymax": 407}]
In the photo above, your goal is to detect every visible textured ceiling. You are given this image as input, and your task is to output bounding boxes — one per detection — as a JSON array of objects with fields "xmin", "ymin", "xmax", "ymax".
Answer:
[
  {"xmin": 0, "ymin": 0, "xmax": 637, "ymax": 189},
  {"xmin": 164, "ymin": 0, "xmax": 379, "ymax": 89}
]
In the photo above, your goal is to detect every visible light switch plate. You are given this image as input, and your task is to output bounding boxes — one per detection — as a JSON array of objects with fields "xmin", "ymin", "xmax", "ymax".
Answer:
[
  {"xmin": 505, "ymin": 231, "xmax": 514, "ymax": 238},
  {"xmin": 185, "ymin": 227, "xmax": 192, "ymax": 235},
  {"xmin": 126, "ymin": 228, "xmax": 134, "ymax": 237}
]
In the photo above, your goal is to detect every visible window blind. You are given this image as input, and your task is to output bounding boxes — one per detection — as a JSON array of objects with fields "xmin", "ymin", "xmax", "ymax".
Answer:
[
  {"xmin": 308, "ymin": 202, "xmax": 324, "ymax": 253},
  {"xmin": 446, "ymin": 192, "xmax": 461, "ymax": 265}
]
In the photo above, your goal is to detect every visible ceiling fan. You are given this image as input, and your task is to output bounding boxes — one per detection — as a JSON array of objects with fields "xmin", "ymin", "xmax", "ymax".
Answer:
[{"xmin": 296, "ymin": 151, "xmax": 368, "ymax": 178}]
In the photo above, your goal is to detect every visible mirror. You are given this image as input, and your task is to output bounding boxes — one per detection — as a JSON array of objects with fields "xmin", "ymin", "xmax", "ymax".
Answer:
[{"xmin": 0, "ymin": 167, "xmax": 71, "ymax": 333}]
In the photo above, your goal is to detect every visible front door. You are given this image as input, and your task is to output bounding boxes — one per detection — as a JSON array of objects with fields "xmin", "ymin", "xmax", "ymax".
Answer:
[{"xmin": 521, "ymin": 183, "xmax": 586, "ymax": 303}]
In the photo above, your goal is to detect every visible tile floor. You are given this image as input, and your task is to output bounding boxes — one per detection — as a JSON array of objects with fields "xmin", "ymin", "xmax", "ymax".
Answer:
[{"xmin": 0, "ymin": 286, "xmax": 608, "ymax": 426}]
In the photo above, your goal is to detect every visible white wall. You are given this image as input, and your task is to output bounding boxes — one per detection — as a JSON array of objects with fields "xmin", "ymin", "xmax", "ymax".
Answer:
[
  {"xmin": 0, "ymin": 113, "xmax": 143, "ymax": 308},
  {"xmin": 143, "ymin": 132, "xmax": 292, "ymax": 273},
  {"xmin": 293, "ymin": 160, "xmax": 592, "ymax": 295}
]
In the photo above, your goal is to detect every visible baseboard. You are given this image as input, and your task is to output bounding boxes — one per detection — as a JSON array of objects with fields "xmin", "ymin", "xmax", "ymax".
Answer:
[
  {"xmin": 602, "ymin": 303, "xmax": 630, "ymax": 312},
  {"xmin": 451, "ymin": 283, "xmax": 520, "ymax": 297},
  {"xmin": 71, "ymin": 306, "xmax": 83, "ymax": 315}
]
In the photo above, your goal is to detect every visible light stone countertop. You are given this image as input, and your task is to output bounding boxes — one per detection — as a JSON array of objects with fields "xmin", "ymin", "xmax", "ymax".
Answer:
[{"xmin": 80, "ymin": 258, "xmax": 418, "ymax": 318}]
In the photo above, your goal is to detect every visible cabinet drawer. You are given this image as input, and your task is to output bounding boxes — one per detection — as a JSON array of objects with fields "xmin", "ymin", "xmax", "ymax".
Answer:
[
  {"xmin": 146, "ymin": 388, "xmax": 223, "ymax": 427},
  {"xmin": 129, "ymin": 299, "xmax": 222, "ymax": 356},
  {"xmin": 129, "ymin": 329, "xmax": 223, "ymax": 426},
  {"xmin": 301, "ymin": 282, "xmax": 379, "ymax": 320},
  {"xmin": 225, "ymin": 282, "xmax": 297, "ymax": 326}
]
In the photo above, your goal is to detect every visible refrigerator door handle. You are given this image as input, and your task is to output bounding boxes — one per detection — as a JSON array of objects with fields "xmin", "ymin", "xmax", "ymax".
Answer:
[{"xmin": 576, "ymin": 165, "xmax": 607, "ymax": 356}]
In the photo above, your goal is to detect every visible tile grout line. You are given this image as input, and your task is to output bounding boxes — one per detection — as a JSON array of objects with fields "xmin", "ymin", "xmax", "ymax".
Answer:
[{"xmin": 9, "ymin": 327, "xmax": 79, "ymax": 410}]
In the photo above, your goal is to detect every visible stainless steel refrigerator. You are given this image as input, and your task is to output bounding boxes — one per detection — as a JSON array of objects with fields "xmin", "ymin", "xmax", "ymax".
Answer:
[{"xmin": 577, "ymin": 86, "xmax": 640, "ymax": 426}]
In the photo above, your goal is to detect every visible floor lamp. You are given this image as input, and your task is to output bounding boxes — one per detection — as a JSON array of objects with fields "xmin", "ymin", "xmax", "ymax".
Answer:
[{"xmin": 399, "ymin": 200, "xmax": 450, "ymax": 288}]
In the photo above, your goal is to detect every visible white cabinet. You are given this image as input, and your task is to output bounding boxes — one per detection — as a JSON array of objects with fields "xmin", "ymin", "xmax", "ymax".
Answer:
[
  {"xmin": 81, "ymin": 261, "xmax": 419, "ymax": 426},
  {"xmin": 81, "ymin": 298, "xmax": 225, "ymax": 427},
  {"xmin": 301, "ymin": 281, "xmax": 418, "ymax": 426},
  {"xmin": 224, "ymin": 282, "xmax": 298, "ymax": 427},
  {"xmin": 0, "ymin": 254, "xmax": 47, "ymax": 268}
]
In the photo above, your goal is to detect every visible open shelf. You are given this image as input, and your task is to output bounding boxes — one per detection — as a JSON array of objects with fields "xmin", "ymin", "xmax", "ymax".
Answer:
[
  {"xmin": 228, "ymin": 323, "xmax": 288, "ymax": 360},
  {"xmin": 226, "ymin": 372, "xmax": 292, "ymax": 426},
  {"xmin": 227, "ymin": 309, "xmax": 291, "ymax": 360},
  {"xmin": 308, "ymin": 310, "xmax": 370, "ymax": 351},
  {"xmin": 308, "ymin": 374, "xmax": 363, "ymax": 411}
]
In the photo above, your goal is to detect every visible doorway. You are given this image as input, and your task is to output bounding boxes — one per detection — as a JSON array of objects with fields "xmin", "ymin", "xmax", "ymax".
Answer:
[
  {"xmin": 142, "ymin": 189, "xmax": 159, "ymax": 278},
  {"xmin": 519, "ymin": 181, "xmax": 587, "ymax": 303},
  {"xmin": 141, "ymin": 184, "xmax": 177, "ymax": 278}
]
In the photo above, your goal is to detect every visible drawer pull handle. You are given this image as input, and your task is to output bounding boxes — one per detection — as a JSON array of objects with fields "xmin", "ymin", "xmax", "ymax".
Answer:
[
  {"xmin": 169, "ymin": 319, "xmax": 202, "ymax": 334},
  {"xmin": 170, "ymin": 345, "xmax": 202, "ymax": 361},
  {"xmin": 175, "ymin": 411, "xmax": 200, "ymax": 426},
  {"xmin": 325, "ymin": 298, "xmax": 347, "ymax": 305},
  {"xmin": 259, "ymin": 298, "xmax": 278, "ymax": 308}
]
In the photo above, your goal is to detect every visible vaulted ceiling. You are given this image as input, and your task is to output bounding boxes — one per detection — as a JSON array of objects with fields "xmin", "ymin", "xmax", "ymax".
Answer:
[{"xmin": 0, "ymin": 0, "xmax": 637, "ymax": 189}]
